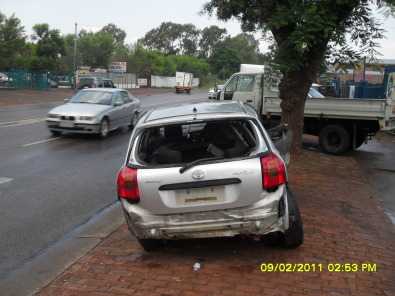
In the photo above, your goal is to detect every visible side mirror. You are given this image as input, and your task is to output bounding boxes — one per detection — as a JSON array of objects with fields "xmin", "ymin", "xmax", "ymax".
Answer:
[
  {"xmin": 113, "ymin": 101, "xmax": 122, "ymax": 107},
  {"xmin": 268, "ymin": 124, "xmax": 292, "ymax": 165}
]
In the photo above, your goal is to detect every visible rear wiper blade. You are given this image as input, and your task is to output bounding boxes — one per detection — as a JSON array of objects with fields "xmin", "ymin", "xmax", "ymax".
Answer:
[{"xmin": 179, "ymin": 156, "xmax": 224, "ymax": 174}]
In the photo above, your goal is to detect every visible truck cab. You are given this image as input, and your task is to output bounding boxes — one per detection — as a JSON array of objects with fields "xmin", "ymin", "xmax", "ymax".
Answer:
[{"xmin": 221, "ymin": 72, "xmax": 262, "ymax": 106}]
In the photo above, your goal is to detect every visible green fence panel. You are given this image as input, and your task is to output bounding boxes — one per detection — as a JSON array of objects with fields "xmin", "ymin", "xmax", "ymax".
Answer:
[{"xmin": 6, "ymin": 70, "xmax": 49, "ymax": 90}]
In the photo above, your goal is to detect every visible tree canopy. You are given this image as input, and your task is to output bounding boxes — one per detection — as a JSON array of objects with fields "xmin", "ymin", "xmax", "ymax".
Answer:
[
  {"xmin": 199, "ymin": 25, "xmax": 227, "ymax": 58},
  {"xmin": 0, "ymin": 12, "xmax": 26, "ymax": 70},
  {"xmin": 140, "ymin": 22, "xmax": 201, "ymax": 56},
  {"xmin": 31, "ymin": 23, "xmax": 65, "ymax": 71}
]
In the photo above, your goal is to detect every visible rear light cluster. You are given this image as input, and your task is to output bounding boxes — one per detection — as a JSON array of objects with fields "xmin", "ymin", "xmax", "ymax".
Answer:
[
  {"xmin": 260, "ymin": 153, "xmax": 286, "ymax": 191},
  {"xmin": 117, "ymin": 166, "xmax": 140, "ymax": 203}
]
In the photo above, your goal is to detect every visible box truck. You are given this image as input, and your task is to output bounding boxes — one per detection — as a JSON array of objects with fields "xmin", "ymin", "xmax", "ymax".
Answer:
[{"xmin": 175, "ymin": 72, "xmax": 193, "ymax": 94}]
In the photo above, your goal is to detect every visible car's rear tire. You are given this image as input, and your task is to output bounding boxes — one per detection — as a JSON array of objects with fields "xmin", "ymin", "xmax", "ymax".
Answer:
[
  {"xmin": 123, "ymin": 209, "xmax": 162, "ymax": 252},
  {"xmin": 283, "ymin": 187, "xmax": 304, "ymax": 248},
  {"xmin": 319, "ymin": 124, "xmax": 351, "ymax": 155},
  {"xmin": 99, "ymin": 118, "xmax": 109, "ymax": 138},
  {"xmin": 50, "ymin": 130, "xmax": 62, "ymax": 137},
  {"xmin": 137, "ymin": 238, "xmax": 163, "ymax": 252}
]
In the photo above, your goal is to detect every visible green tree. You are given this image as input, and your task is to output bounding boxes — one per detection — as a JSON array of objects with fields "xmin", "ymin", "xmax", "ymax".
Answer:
[
  {"xmin": 128, "ymin": 46, "xmax": 209, "ymax": 83},
  {"xmin": 100, "ymin": 23, "xmax": 126, "ymax": 45},
  {"xmin": 60, "ymin": 33, "xmax": 82, "ymax": 73},
  {"xmin": 170, "ymin": 55, "xmax": 209, "ymax": 77},
  {"xmin": 78, "ymin": 31, "xmax": 115, "ymax": 68},
  {"xmin": 0, "ymin": 12, "xmax": 26, "ymax": 70},
  {"xmin": 199, "ymin": 25, "xmax": 227, "ymax": 58},
  {"xmin": 204, "ymin": 0, "xmax": 395, "ymax": 155},
  {"xmin": 210, "ymin": 44, "xmax": 240, "ymax": 79},
  {"xmin": 31, "ymin": 23, "xmax": 65, "ymax": 71},
  {"xmin": 140, "ymin": 22, "xmax": 200, "ymax": 56},
  {"xmin": 127, "ymin": 46, "xmax": 162, "ymax": 80},
  {"xmin": 210, "ymin": 33, "xmax": 261, "ymax": 79}
]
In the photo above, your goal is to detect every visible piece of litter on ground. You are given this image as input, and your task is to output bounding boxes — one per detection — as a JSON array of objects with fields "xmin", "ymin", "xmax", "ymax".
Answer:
[{"xmin": 193, "ymin": 262, "xmax": 201, "ymax": 271}]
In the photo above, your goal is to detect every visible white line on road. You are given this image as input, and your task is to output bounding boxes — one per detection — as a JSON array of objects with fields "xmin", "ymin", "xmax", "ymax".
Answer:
[
  {"xmin": 0, "ymin": 177, "xmax": 13, "ymax": 185},
  {"xmin": 22, "ymin": 137, "xmax": 61, "ymax": 147},
  {"xmin": 0, "ymin": 118, "xmax": 46, "ymax": 128}
]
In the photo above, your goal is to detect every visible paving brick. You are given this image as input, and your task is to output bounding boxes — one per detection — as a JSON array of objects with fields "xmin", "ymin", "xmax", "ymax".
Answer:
[{"xmin": 36, "ymin": 151, "xmax": 395, "ymax": 296}]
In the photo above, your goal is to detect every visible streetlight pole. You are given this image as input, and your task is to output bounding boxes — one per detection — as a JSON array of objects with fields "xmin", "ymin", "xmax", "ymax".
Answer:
[{"xmin": 73, "ymin": 22, "xmax": 78, "ymax": 89}]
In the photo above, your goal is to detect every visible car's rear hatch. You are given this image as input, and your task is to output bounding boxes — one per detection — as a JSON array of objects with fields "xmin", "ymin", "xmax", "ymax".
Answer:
[
  {"xmin": 137, "ymin": 157, "xmax": 264, "ymax": 214},
  {"xmin": 131, "ymin": 118, "xmax": 270, "ymax": 215}
]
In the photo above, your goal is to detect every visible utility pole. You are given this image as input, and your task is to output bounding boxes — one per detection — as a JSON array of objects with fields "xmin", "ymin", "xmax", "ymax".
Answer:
[{"xmin": 73, "ymin": 22, "xmax": 78, "ymax": 89}]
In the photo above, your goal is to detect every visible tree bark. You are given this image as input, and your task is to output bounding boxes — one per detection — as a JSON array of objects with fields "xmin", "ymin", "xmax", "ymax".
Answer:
[{"xmin": 279, "ymin": 70, "xmax": 313, "ymax": 158}]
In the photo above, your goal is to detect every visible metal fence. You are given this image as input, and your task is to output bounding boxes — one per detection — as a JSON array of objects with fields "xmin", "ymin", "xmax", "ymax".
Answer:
[
  {"xmin": 79, "ymin": 72, "xmax": 137, "ymax": 89},
  {"xmin": 2, "ymin": 70, "xmax": 49, "ymax": 90}
]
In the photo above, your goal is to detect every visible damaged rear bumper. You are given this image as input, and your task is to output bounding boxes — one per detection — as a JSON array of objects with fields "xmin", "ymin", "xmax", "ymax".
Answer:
[{"xmin": 121, "ymin": 187, "xmax": 289, "ymax": 239}]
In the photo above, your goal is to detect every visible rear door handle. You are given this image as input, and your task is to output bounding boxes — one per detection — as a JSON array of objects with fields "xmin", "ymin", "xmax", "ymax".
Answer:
[{"xmin": 246, "ymin": 100, "xmax": 253, "ymax": 103}]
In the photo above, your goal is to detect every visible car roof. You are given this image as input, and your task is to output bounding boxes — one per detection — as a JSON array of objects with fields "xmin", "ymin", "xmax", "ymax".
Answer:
[
  {"xmin": 80, "ymin": 88, "xmax": 124, "ymax": 92},
  {"xmin": 141, "ymin": 101, "xmax": 257, "ymax": 126}
]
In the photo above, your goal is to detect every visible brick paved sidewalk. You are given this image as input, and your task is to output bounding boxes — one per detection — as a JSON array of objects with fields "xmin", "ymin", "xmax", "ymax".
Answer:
[{"xmin": 38, "ymin": 151, "xmax": 395, "ymax": 296}]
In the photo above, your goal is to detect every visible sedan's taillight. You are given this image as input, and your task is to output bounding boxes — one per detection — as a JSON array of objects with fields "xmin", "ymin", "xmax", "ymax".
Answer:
[
  {"xmin": 260, "ymin": 153, "xmax": 286, "ymax": 190},
  {"xmin": 117, "ymin": 166, "xmax": 140, "ymax": 203}
]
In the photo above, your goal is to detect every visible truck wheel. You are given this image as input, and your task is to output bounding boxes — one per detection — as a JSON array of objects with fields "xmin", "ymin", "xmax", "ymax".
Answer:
[
  {"xmin": 283, "ymin": 187, "xmax": 304, "ymax": 248},
  {"xmin": 319, "ymin": 124, "xmax": 351, "ymax": 155}
]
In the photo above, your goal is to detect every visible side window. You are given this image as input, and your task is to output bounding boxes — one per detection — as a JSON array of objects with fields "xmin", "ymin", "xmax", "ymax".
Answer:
[
  {"xmin": 120, "ymin": 91, "xmax": 130, "ymax": 102},
  {"xmin": 236, "ymin": 75, "xmax": 255, "ymax": 92},
  {"xmin": 104, "ymin": 80, "xmax": 114, "ymax": 88},
  {"xmin": 225, "ymin": 76, "xmax": 238, "ymax": 92},
  {"xmin": 112, "ymin": 92, "xmax": 124, "ymax": 105}
]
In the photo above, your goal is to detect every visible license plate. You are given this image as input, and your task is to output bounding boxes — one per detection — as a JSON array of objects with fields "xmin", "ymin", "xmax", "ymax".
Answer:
[
  {"xmin": 175, "ymin": 186, "xmax": 225, "ymax": 206},
  {"xmin": 59, "ymin": 120, "xmax": 74, "ymax": 128}
]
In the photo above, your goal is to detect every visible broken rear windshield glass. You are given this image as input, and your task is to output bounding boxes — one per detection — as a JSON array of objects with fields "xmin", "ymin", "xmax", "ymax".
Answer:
[{"xmin": 136, "ymin": 119, "xmax": 264, "ymax": 165}]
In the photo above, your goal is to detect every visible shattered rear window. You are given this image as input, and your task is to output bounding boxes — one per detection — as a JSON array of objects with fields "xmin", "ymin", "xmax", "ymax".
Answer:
[{"xmin": 136, "ymin": 119, "xmax": 264, "ymax": 165}]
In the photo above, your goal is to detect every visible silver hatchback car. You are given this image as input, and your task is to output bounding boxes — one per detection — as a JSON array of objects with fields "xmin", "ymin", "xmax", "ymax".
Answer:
[{"xmin": 117, "ymin": 101, "xmax": 303, "ymax": 251}]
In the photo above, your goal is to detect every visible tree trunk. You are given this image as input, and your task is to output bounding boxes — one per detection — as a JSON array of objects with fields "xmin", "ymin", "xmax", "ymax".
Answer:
[{"xmin": 279, "ymin": 70, "xmax": 312, "ymax": 158}]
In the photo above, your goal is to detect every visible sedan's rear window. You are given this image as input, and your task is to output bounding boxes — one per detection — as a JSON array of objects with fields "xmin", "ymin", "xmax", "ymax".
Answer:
[{"xmin": 136, "ymin": 119, "xmax": 262, "ymax": 165}]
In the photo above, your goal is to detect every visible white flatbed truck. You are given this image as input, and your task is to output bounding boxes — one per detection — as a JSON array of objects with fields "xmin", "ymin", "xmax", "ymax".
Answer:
[{"xmin": 219, "ymin": 67, "xmax": 395, "ymax": 154}]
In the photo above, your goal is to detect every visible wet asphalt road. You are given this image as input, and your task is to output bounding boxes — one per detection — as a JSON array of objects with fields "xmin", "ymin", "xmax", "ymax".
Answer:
[
  {"xmin": 0, "ymin": 90, "xmax": 206, "ymax": 279},
  {"xmin": 354, "ymin": 133, "xmax": 395, "ymax": 224}
]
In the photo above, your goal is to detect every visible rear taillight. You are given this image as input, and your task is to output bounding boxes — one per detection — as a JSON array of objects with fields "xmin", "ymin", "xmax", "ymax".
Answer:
[
  {"xmin": 260, "ymin": 153, "xmax": 286, "ymax": 190},
  {"xmin": 117, "ymin": 166, "xmax": 140, "ymax": 203}
]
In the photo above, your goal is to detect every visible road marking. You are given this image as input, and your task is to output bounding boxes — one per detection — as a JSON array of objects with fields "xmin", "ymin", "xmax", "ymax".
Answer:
[
  {"xmin": 22, "ymin": 137, "xmax": 61, "ymax": 147},
  {"xmin": 0, "ymin": 118, "xmax": 46, "ymax": 128},
  {"xmin": 0, "ymin": 177, "xmax": 13, "ymax": 185}
]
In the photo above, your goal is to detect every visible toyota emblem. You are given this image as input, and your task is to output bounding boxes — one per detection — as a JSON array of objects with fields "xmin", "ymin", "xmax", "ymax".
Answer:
[{"xmin": 192, "ymin": 169, "xmax": 205, "ymax": 180}]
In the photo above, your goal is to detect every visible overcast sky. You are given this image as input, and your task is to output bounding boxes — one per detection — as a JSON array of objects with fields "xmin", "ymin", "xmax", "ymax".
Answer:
[{"xmin": 1, "ymin": 0, "xmax": 395, "ymax": 58}]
